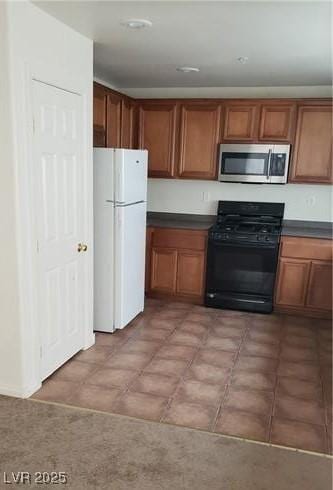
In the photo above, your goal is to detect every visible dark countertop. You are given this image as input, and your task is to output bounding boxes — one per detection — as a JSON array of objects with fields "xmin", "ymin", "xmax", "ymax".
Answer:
[
  {"xmin": 147, "ymin": 212, "xmax": 215, "ymax": 230},
  {"xmin": 282, "ymin": 220, "xmax": 332, "ymax": 240},
  {"xmin": 147, "ymin": 212, "xmax": 332, "ymax": 239}
]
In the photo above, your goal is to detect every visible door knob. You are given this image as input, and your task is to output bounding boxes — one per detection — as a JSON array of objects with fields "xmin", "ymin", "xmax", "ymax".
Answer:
[{"xmin": 77, "ymin": 243, "xmax": 88, "ymax": 252}]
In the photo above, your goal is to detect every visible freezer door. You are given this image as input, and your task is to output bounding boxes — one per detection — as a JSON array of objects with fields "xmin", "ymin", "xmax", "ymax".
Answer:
[
  {"xmin": 93, "ymin": 201, "xmax": 115, "ymax": 333},
  {"xmin": 114, "ymin": 149, "xmax": 148, "ymax": 204},
  {"xmin": 93, "ymin": 147, "xmax": 115, "ymax": 202},
  {"xmin": 114, "ymin": 201, "xmax": 146, "ymax": 329}
]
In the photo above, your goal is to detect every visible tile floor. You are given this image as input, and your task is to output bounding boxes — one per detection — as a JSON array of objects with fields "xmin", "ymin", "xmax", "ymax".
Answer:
[{"xmin": 32, "ymin": 299, "xmax": 333, "ymax": 455}]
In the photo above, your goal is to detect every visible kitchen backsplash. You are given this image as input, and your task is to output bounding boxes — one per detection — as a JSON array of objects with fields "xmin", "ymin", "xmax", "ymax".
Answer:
[{"xmin": 147, "ymin": 179, "xmax": 332, "ymax": 222}]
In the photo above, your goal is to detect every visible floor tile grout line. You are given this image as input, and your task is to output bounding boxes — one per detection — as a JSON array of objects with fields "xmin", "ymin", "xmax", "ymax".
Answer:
[
  {"xmin": 268, "ymin": 318, "xmax": 284, "ymax": 444},
  {"xmin": 158, "ymin": 344, "xmax": 206, "ymax": 423},
  {"xmin": 158, "ymin": 311, "xmax": 221, "ymax": 423},
  {"xmin": 210, "ymin": 315, "xmax": 251, "ymax": 433},
  {"xmin": 314, "ymin": 325, "xmax": 330, "ymax": 453},
  {"xmin": 110, "ymin": 307, "xmax": 193, "ymax": 406}
]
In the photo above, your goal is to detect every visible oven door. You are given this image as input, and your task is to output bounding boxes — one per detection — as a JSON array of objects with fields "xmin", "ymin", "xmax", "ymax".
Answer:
[
  {"xmin": 218, "ymin": 144, "xmax": 273, "ymax": 183},
  {"xmin": 205, "ymin": 239, "xmax": 279, "ymax": 311}
]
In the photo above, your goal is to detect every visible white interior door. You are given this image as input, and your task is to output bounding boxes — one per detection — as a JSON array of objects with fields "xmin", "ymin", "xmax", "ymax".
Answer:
[{"xmin": 33, "ymin": 80, "xmax": 86, "ymax": 380}]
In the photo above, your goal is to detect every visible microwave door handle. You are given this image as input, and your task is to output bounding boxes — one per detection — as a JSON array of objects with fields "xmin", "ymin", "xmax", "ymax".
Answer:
[{"xmin": 267, "ymin": 149, "xmax": 272, "ymax": 181}]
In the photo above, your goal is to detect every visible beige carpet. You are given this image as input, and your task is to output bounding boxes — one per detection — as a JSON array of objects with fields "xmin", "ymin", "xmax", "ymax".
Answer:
[{"xmin": 0, "ymin": 395, "xmax": 331, "ymax": 490}]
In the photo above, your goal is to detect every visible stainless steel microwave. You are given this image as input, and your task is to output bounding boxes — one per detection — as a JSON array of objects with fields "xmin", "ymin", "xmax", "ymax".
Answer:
[{"xmin": 218, "ymin": 144, "xmax": 291, "ymax": 184}]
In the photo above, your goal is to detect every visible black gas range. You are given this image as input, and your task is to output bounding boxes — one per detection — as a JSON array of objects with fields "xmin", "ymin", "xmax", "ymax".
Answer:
[{"xmin": 205, "ymin": 201, "xmax": 285, "ymax": 313}]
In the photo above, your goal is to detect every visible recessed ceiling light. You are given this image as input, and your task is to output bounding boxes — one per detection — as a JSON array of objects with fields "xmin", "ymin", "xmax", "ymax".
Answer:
[
  {"xmin": 121, "ymin": 19, "xmax": 152, "ymax": 29},
  {"xmin": 237, "ymin": 56, "xmax": 249, "ymax": 64},
  {"xmin": 176, "ymin": 66, "xmax": 200, "ymax": 73}
]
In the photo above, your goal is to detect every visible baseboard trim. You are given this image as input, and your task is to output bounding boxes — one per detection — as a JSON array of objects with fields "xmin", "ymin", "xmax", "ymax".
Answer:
[
  {"xmin": 83, "ymin": 333, "xmax": 95, "ymax": 350},
  {"xmin": 0, "ymin": 381, "xmax": 41, "ymax": 399}
]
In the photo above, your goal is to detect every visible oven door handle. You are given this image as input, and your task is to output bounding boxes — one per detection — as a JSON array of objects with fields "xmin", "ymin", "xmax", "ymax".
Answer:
[{"xmin": 209, "ymin": 239, "xmax": 279, "ymax": 250}]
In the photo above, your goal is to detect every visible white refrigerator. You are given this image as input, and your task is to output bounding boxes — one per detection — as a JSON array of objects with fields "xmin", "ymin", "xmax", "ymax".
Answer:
[{"xmin": 94, "ymin": 148, "xmax": 148, "ymax": 333}]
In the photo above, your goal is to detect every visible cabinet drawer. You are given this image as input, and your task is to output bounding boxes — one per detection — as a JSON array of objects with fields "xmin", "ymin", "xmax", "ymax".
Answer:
[
  {"xmin": 152, "ymin": 228, "xmax": 207, "ymax": 251},
  {"xmin": 280, "ymin": 237, "xmax": 332, "ymax": 261}
]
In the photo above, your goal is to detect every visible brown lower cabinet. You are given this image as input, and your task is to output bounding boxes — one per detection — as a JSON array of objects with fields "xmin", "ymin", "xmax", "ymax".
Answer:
[
  {"xmin": 145, "ymin": 227, "xmax": 207, "ymax": 304},
  {"xmin": 146, "ymin": 228, "xmax": 332, "ymax": 316},
  {"xmin": 275, "ymin": 236, "xmax": 332, "ymax": 318}
]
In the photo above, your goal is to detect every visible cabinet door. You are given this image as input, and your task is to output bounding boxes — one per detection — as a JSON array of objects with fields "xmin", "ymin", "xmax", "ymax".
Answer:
[
  {"xmin": 306, "ymin": 261, "xmax": 332, "ymax": 311},
  {"xmin": 93, "ymin": 86, "xmax": 107, "ymax": 147},
  {"xmin": 223, "ymin": 104, "xmax": 258, "ymax": 141},
  {"xmin": 145, "ymin": 227, "xmax": 153, "ymax": 293},
  {"xmin": 259, "ymin": 104, "xmax": 296, "ymax": 142},
  {"xmin": 106, "ymin": 93, "xmax": 122, "ymax": 148},
  {"xmin": 178, "ymin": 104, "xmax": 221, "ymax": 179},
  {"xmin": 151, "ymin": 247, "xmax": 177, "ymax": 293},
  {"xmin": 138, "ymin": 103, "xmax": 178, "ymax": 178},
  {"xmin": 289, "ymin": 105, "xmax": 332, "ymax": 183},
  {"xmin": 121, "ymin": 98, "xmax": 136, "ymax": 149},
  {"xmin": 275, "ymin": 258, "xmax": 310, "ymax": 307},
  {"xmin": 176, "ymin": 251, "xmax": 205, "ymax": 297}
]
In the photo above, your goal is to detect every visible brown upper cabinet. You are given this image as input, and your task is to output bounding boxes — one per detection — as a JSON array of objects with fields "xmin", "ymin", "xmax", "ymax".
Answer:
[
  {"xmin": 121, "ymin": 98, "xmax": 137, "ymax": 149},
  {"xmin": 259, "ymin": 103, "xmax": 296, "ymax": 142},
  {"xmin": 138, "ymin": 102, "xmax": 178, "ymax": 178},
  {"xmin": 222, "ymin": 101, "xmax": 296, "ymax": 143},
  {"xmin": 289, "ymin": 103, "xmax": 332, "ymax": 184},
  {"xmin": 106, "ymin": 92, "xmax": 122, "ymax": 148},
  {"xmin": 223, "ymin": 103, "xmax": 258, "ymax": 141},
  {"xmin": 93, "ymin": 85, "xmax": 107, "ymax": 147},
  {"xmin": 93, "ymin": 82, "xmax": 136, "ymax": 149},
  {"xmin": 178, "ymin": 103, "xmax": 221, "ymax": 179},
  {"xmin": 94, "ymin": 84, "xmax": 331, "ymax": 184}
]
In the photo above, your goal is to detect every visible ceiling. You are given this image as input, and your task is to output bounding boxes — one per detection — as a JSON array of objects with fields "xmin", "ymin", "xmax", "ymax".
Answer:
[{"xmin": 34, "ymin": 1, "xmax": 332, "ymax": 88}]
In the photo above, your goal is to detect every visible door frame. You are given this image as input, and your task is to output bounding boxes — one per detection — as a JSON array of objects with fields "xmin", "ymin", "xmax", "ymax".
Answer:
[{"xmin": 9, "ymin": 60, "xmax": 94, "ymax": 397}]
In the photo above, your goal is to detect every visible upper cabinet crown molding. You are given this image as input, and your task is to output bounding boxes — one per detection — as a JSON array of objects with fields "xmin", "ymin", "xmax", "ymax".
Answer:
[
  {"xmin": 138, "ymin": 102, "xmax": 178, "ymax": 178},
  {"xmin": 289, "ymin": 104, "xmax": 332, "ymax": 184},
  {"xmin": 178, "ymin": 103, "xmax": 221, "ymax": 179}
]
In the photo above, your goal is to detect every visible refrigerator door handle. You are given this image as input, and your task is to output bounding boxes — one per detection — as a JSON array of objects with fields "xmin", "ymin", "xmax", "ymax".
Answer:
[
  {"xmin": 115, "ymin": 200, "xmax": 146, "ymax": 208},
  {"xmin": 106, "ymin": 200, "xmax": 125, "ymax": 204}
]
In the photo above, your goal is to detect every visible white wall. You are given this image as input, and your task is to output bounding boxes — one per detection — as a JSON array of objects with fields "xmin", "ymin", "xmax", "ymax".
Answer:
[
  {"xmin": 0, "ymin": 1, "xmax": 23, "ymax": 396},
  {"xmin": 122, "ymin": 86, "xmax": 332, "ymax": 99},
  {"xmin": 148, "ymin": 179, "xmax": 332, "ymax": 222},
  {"xmin": 0, "ymin": 1, "xmax": 93, "ymax": 397}
]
